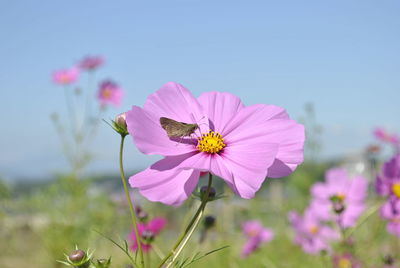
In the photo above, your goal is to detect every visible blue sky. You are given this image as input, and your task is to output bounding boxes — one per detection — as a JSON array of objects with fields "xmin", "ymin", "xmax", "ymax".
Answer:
[{"xmin": 1, "ymin": 0, "xmax": 399, "ymax": 180}]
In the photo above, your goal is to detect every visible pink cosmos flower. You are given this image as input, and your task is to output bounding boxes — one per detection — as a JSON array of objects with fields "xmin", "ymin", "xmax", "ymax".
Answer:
[
  {"xmin": 380, "ymin": 198, "xmax": 400, "ymax": 237},
  {"xmin": 97, "ymin": 80, "xmax": 123, "ymax": 107},
  {"xmin": 241, "ymin": 220, "xmax": 274, "ymax": 258},
  {"xmin": 375, "ymin": 154, "xmax": 400, "ymax": 199},
  {"xmin": 52, "ymin": 67, "xmax": 79, "ymax": 85},
  {"xmin": 309, "ymin": 168, "xmax": 368, "ymax": 228},
  {"xmin": 332, "ymin": 253, "xmax": 361, "ymax": 268},
  {"xmin": 79, "ymin": 56, "xmax": 104, "ymax": 71},
  {"xmin": 374, "ymin": 128, "xmax": 400, "ymax": 148},
  {"xmin": 288, "ymin": 209, "xmax": 339, "ymax": 254},
  {"xmin": 126, "ymin": 82, "xmax": 305, "ymax": 206},
  {"xmin": 129, "ymin": 217, "xmax": 167, "ymax": 252}
]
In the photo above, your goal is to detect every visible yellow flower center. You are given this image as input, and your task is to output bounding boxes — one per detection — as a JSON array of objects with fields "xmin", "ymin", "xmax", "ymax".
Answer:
[
  {"xmin": 392, "ymin": 183, "xmax": 400, "ymax": 198},
  {"xmin": 197, "ymin": 131, "xmax": 226, "ymax": 154},
  {"xmin": 309, "ymin": 225, "xmax": 319, "ymax": 234},
  {"xmin": 102, "ymin": 88, "xmax": 113, "ymax": 99},
  {"xmin": 338, "ymin": 258, "xmax": 351, "ymax": 268},
  {"xmin": 336, "ymin": 193, "xmax": 346, "ymax": 201}
]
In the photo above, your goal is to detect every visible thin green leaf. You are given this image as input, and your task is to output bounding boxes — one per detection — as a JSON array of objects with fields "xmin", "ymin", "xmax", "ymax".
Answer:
[{"xmin": 93, "ymin": 229, "xmax": 136, "ymax": 265}]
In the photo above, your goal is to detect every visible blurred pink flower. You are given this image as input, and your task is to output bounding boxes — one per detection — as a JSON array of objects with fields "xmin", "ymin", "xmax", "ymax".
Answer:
[
  {"xmin": 374, "ymin": 128, "xmax": 400, "ymax": 148},
  {"xmin": 375, "ymin": 154, "xmax": 400, "ymax": 198},
  {"xmin": 309, "ymin": 168, "xmax": 368, "ymax": 228},
  {"xmin": 52, "ymin": 67, "xmax": 79, "ymax": 85},
  {"xmin": 97, "ymin": 80, "xmax": 123, "ymax": 107},
  {"xmin": 332, "ymin": 253, "xmax": 361, "ymax": 268},
  {"xmin": 79, "ymin": 56, "xmax": 104, "ymax": 71},
  {"xmin": 380, "ymin": 198, "xmax": 400, "ymax": 237},
  {"xmin": 288, "ymin": 209, "xmax": 339, "ymax": 254},
  {"xmin": 241, "ymin": 220, "xmax": 274, "ymax": 258},
  {"xmin": 127, "ymin": 82, "xmax": 305, "ymax": 206},
  {"xmin": 129, "ymin": 217, "xmax": 167, "ymax": 252}
]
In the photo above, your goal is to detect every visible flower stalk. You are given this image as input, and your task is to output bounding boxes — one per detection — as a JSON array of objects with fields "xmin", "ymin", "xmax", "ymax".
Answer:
[
  {"xmin": 158, "ymin": 173, "xmax": 213, "ymax": 268},
  {"xmin": 119, "ymin": 134, "xmax": 144, "ymax": 268}
]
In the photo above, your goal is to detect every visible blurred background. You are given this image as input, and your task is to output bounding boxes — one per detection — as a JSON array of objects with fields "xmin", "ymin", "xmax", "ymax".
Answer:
[{"xmin": 0, "ymin": 1, "xmax": 399, "ymax": 267}]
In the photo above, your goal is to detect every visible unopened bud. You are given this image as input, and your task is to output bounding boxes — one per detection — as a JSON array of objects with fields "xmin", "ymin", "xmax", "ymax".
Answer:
[
  {"xmin": 115, "ymin": 113, "xmax": 127, "ymax": 129},
  {"xmin": 95, "ymin": 258, "xmax": 111, "ymax": 268},
  {"xmin": 135, "ymin": 206, "xmax": 148, "ymax": 222},
  {"xmin": 333, "ymin": 202, "xmax": 345, "ymax": 214},
  {"xmin": 110, "ymin": 112, "xmax": 129, "ymax": 136},
  {"xmin": 203, "ymin": 215, "xmax": 216, "ymax": 229},
  {"xmin": 142, "ymin": 230, "xmax": 155, "ymax": 243},
  {"xmin": 69, "ymin": 250, "xmax": 86, "ymax": 263},
  {"xmin": 67, "ymin": 249, "xmax": 90, "ymax": 268},
  {"xmin": 383, "ymin": 255, "xmax": 395, "ymax": 265},
  {"xmin": 200, "ymin": 186, "xmax": 216, "ymax": 200}
]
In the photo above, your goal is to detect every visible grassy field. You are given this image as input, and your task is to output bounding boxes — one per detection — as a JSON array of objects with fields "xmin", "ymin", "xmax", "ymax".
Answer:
[{"xmin": 1, "ymin": 160, "xmax": 397, "ymax": 268}]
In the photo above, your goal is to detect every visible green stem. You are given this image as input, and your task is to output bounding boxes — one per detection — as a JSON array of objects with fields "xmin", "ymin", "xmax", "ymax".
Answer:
[
  {"xmin": 119, "ymin": 135, "xmax": 144, "ymax": 268},
  {"xmin": 344, "ymin": 200, "xmax": 384, "ymax": 239},
  {"xmin": 158, "ymin": 174, "xmax": 213, "ymax": 268}
]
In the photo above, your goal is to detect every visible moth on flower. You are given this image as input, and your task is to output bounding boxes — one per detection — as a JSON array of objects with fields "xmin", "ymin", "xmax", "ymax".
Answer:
[{"xmin": 126, "ymin": 82, "xmax": 305, "ymax": 206}]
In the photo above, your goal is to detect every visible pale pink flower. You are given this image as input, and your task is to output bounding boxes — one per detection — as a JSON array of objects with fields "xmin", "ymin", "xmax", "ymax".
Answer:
[
  {"xmin": 97, "ymin": 80, "xmax": 123, "ymax": 107},
  {"xmin": 129, "ymin": 217, "xmax": 167, "ymax": 252},
  {"xmin": 333, "ymin": 253, "xmax": 361, "ymax": 268},
  {"xmin": 126, "ymin": 82, "xmax": 305, "ymax": 206},
  {"xmin": 310, "ymin": 168, "xmax": 368, "ymax": 228},
  {"xmin": 79, "ymin": 56, "xmax": 104, "ymax": 71},
  {"xmin": 288, "ymin": 209, "xmax": 339, "ymax": 254},
  {"xmin": 380, "ymin": 198, "xmax": 400, "ymax": 237},
  {"xmin": 241, "ymin": 220, "xmax": 274, "ymax": 257},
  {"xmin": 52, "ymin": 67, "xmax": 79, "ymax": 85}
]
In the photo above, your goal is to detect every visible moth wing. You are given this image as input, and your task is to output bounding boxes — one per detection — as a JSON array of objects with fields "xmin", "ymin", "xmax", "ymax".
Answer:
[{"xmin": 160, "ymin": 117, "xmax": 184, "ymax": 137}]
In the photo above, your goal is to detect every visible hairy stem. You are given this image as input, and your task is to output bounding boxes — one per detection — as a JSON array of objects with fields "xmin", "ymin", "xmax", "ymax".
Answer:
[
  {"xmin": 119, "ymin": 135, "xmax": 144, "ymax": 268},
  {"xmin": 158, "ymin": 173, "xmax": 213, "ymax": 268}
]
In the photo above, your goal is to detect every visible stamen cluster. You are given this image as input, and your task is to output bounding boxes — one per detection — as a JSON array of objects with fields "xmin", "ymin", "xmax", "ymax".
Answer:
[{"xmin": 197, "ymin": 131, "xmax": 226, "ymax": 154}]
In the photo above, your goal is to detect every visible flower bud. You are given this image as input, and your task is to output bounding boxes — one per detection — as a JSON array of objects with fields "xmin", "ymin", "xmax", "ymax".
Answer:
[
  {"xmin": 135, "ymin": 206, "xmax": 148, "ymax": 222},
  {"xmin": 203, "ymin": 215, "xmax": 216, "ymax": 229},
  {"xmin": 200, "ymin": 186, "xmax": 216, "ymax": 200},
  {"xmin": 110, "ymin": 112, "xmax": 129, "ymax": 136},
  {"xmin": 383, "ymin": 255, "xmax": 395, "ymax": 265},
  {"xmin": 69, "ymin": 250, "xmax": 86, "ymax": 263},
  {"xmin": 67, "ymin": 249, "xmax": 91, "ymax": 268},
  {"xmin": 115, "ymin": 113, "xmax": 127, "ymax": 129},
  {"xmin": 142, "ymin": 230, "xmax": 155, "ymax": 243},
  {"xmin": 333, "ymin": 202, "xmax": 345, "ymax": 214},
  {"xmin": 95, "ymin": 258, "xmax": 111, "ymax": 268}
]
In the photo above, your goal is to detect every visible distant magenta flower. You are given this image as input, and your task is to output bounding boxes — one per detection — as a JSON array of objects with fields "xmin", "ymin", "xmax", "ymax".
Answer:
[
  {"xmin": 375, "ymin": 154, "xmax": 400, "ymax": 199},
  {"xmin": 374, "ymin": 128, "xmax": 400, "ymax": 148},
  {"xmin": 380, "ymin": 198, "xmax": 400, "ymax": 237},
  {"xmin": 129, "ymin": 217, "xmax": 167, "ymax": 252},
  {"xmin": 52, "ymin": 67, "xmax": 79, "ymax": 85},
  {"xmin": 288, "ymin": 209, "xmax": 339, "ymax": 254},
  {"xmin": 126, "ymin": 82, "xmax": 305, "ymax": 206},
  {"xmin": 79, "ymin": 56, "xmax": 104, "ymax": 71},
  {"xmin": 332, "ymin": 253, "xmax": 361, "ymax": 268},
  {"xmin": 310, "ymin": 168, "xmax": 368, "ymax": 228},
  {"xmin": 241, "ymin": 220, "xmax": 274, "ymax": 258},
  {"xmin": 97, "ymin": 80, "xmax": 123, "ymax": 107}
]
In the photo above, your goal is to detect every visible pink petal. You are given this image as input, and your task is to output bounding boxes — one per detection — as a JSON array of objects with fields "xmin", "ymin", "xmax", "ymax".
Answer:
[
  {"xmin": 311, "ymin": 183, "xmax": 331, "ymax": 199},
  {"xmin": 222, "ymin": 142, "xmax": 279, "ymax": 198},
  {"xmin": 221, "ymin": 104, "xmax": 289, "ymax": 137},
  {"xmin": 197, "ymin": 91, "xmax": 245, "ymax": 133},
  {"xmin": 161, "ymin": 151, "xmax": 239, "ymax": 194},
  {"xmin": 347, "ymin": 176, "xmax": 368, "ymax": 202},
  {"xmin": 126, "ymin": 106, "xmax": 197, "ymax": 156},
  {"xmin": 143, "ymin": 82, "xmax": 204, "ymax": 126},
  {"xmin": 147, "ymin": 217, "xmax": 167, "ymax": 235},
  {"xmin": 129, "ymin": 167, "xmax": 200, "ymax": 206},
  {"xmin": 260, "ymin": 228, "xmax": 274, "ymax": 242}
]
